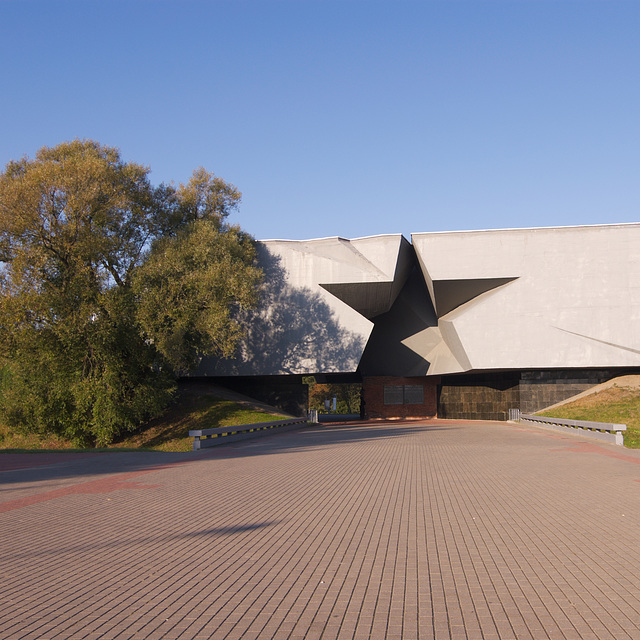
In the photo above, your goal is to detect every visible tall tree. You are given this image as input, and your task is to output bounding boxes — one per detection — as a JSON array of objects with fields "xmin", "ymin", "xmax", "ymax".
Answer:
[{"xmin": 0, "ymin": 140, "xmax": 260, "ymax": 445}]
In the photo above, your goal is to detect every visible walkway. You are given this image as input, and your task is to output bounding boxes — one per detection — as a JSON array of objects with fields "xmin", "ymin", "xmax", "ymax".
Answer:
[{"xmin": 1, "ymin": 419, "xmax": 640, "ymax": 639}]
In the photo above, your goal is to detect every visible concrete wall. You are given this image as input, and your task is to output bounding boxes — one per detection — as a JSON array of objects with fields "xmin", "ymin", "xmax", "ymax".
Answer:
[
  {"xmin": 196, "ymin": 235, "xmax": 413, "ymax": 377},
  {"xmin": 412, "ymin": 224, "xmax": 640, "ymax": 376}
]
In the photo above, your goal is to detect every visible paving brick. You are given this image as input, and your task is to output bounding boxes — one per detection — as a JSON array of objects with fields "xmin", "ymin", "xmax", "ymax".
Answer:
[{"xmin": 2, "ymin": 420, "xmax": 640, "ymax": 638}]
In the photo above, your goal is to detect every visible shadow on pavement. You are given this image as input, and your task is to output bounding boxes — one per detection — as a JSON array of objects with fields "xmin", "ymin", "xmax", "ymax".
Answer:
[
  {"xmin": 0, "ymin": 420, "xmax": 473, "ymax": 487},
  {"xmin": 8, "ymin": 521, "xmax": 283, "ymax": 560}
]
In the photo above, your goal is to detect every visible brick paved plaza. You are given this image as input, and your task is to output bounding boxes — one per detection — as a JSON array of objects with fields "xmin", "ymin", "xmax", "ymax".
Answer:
[{"xmin": 2, "ymin": 419, "xmax": 640, "ymax": 639}]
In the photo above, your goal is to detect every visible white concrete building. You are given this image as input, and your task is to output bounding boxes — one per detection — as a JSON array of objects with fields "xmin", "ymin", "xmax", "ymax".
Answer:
[
  {"xmin": 413, "ymin": 224, "xmax": 640, "ymax": 374},
  {"xmin": 196, "ymin": 223, "xmax": 640, "ymax": 419}
]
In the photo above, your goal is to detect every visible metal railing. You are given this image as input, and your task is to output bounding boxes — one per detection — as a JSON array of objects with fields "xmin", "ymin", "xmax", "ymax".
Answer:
[
  {"xmin": 511, "ymin": 410, "xmax": 626, "ymax": 446},
  {"xmin": 190, "ymin": 417, "xmax": 310, "ymax": 450}
]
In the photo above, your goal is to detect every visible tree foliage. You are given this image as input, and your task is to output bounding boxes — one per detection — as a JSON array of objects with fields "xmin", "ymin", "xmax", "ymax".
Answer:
[
  {"xmin": 0, "ymin": 140, "xmax": 261, "ymax": 446},
  {"xmin": 307, "ymin": 380, "xmax": 362, "ymax": 414}
]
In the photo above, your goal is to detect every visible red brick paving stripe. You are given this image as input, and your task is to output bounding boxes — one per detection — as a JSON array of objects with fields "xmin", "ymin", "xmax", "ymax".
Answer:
[
  {"xmin": 0, "ymin": 452, "xmax": 213, "ymax": 514},
  {"xmin": 0, "ymin": 469, "xmax": 164, "ymax": 513},
  {"xmin": 550, "ymin": 441, "xmax": 640, "ymax": 464}
]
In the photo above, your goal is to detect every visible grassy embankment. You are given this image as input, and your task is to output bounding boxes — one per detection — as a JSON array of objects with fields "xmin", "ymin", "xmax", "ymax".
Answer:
[
  {"xmin": 0, "ymin": 391, "xmax": 287, "ymax": 453},
  {"xmin": 537, "ymin": 385, "xmax": 640, "ymax": 448}
]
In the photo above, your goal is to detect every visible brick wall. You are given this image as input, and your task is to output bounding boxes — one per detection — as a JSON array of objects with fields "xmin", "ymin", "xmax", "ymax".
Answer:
[{"xmin": 363, "ymin": 376, "xmax": 438, "ymax": 419}]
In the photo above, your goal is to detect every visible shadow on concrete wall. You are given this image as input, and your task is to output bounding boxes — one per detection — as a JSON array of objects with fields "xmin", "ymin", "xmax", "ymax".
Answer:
[{"xmin": 196, "ymin": 247, "xmax": 365, "ymax": 376}]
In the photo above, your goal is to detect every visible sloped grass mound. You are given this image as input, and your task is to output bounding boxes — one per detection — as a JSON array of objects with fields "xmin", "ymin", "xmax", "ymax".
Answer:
[
  {"xmin": 538, "ymin": 386, "xmax": 640, "ymax": 448},
  {"xmin": 116, "ymin": 395, "xmax": 285, "ymax": 451},
  {"xmin": 0, "ymin": 392, "xmax": 286, "ymax": 452}
]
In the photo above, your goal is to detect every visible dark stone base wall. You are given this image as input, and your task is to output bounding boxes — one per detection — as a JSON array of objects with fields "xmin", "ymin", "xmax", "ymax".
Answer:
[
  {"xmin": 187, "ymin": 368, "xmax": 640, "ymax": 423},
  {"xmin": 189, "ymin": 375, "xmax": 309, "ymax": 417},
  {"xmin": 518, "ymin": 369, "xmax": 623, "ymax": 414},
  {"xmin": 438, "ymin": 368, "xmax": 640, "ymax": 420},
  {"xmin": 437, "ymin": 372, "xmax": 520, "ymax": 422}
]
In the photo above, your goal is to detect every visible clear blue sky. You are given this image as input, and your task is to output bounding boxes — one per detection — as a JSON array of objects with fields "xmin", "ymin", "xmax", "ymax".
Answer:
[{"xmin": 1, "ymin": 0, "xmax": 638, "ymax": 241}]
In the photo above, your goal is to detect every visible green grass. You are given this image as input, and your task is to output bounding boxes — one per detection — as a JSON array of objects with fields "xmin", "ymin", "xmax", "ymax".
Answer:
[
  {"xmin": 537, "ymin": 386, "xmax": 640, "ymax": 448},
  {"xmin": 0, "ymin": 391, "xmax": 287, "ymax": 453}
]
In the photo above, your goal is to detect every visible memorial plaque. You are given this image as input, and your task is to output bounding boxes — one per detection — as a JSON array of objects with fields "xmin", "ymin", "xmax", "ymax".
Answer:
[
  {"xmin": 403, "ymin": 385, "xmax": 424, "ymax": 405},
  {"xmin": 384, "ymin": 385, "xmax": 404, "ymax": 405}
]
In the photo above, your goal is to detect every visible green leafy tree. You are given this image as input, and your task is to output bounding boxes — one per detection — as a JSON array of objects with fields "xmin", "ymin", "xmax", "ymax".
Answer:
[
  {"xmin": 307, "ymin": 381, "xmax": 362, "ymax": 414},
  {"xmin": 0, "ymin": 140, "xmax": 260, "ymax": 446},
  {"xmin": 133, "ymin": 170, "xmax": 260, "ymax": 372}
]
